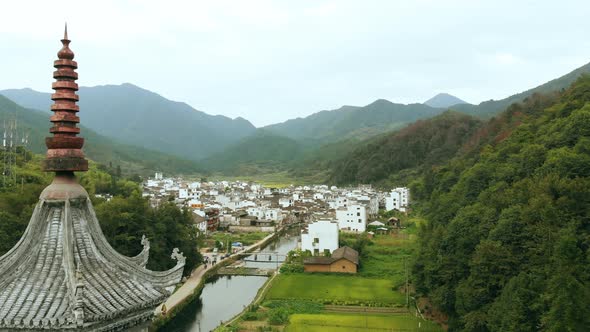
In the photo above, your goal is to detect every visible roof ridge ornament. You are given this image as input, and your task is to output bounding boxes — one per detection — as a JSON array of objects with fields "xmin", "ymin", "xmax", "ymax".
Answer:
[
  {"xmin": 141, "ymin": 234, "xmax": 150, "ymax": 251},
  {"xmin": 171, "ymin": 248, "xmax": 186, "ymax": 266}
]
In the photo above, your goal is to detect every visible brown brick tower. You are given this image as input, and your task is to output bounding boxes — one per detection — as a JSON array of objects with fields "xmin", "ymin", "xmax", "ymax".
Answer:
[{"xmin": 43, "ymin": 24, "xmax": 88, "ymax": 174}]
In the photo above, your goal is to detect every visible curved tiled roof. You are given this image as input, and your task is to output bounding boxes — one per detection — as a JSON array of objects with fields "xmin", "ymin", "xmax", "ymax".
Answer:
[
  {"xmin": 303, "ymin": 246, "xmax": 359, "ymax": 266},
  {"xmin": 0, "ymin": 186, "xmax": 185, "ymax": 331}
]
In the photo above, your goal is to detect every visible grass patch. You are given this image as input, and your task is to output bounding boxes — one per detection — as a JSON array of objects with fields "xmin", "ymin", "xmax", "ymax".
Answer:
[
  {"xmin": 263, "ymin": 300, "xmax": 324, "ymax": 314},
  {"xmin": 359, "ymin": 234, "xmax": 416, "ymax": 284},
  {"xmin": 340, "ymin": 216, "xmax": 423, "ymax": 285},
  {"xmin": 285, "ymin": 313, "xmax": 443, "ymax": 332},
  {"xmin": 266, "ymin": 274, "xmax": 404, "ymax": 307}
]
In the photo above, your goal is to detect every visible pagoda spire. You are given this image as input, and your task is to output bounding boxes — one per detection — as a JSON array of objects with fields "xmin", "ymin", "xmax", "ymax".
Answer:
[
  {"xmin": 44, "ymin": 25, "xmax": 88, "ymax": 174},
  {"xmin": 0, "ymin": 26, "xmax": 185, "ymax": 332}
]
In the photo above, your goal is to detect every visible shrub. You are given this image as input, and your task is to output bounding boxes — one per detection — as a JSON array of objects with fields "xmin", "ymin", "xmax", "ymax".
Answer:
[
  {"xmin": 279, "ymin": 263, "xmax": 304, "ymax": 273},
  {"xmin": 268, "ymin": 307, "xmax": 289, "ymax": 325},
  {"xmin": 242, "ymin": 312, "xmax": 259, "ymax": 321}
]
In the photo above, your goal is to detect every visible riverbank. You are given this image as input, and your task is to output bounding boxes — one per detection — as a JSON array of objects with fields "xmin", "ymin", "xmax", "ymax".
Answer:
[
  {"xmin": 151, "ymin": 230, "xmax": 280, "ymax": 330},
  {"xmin": 220, "ymin": 268, "xmax": 280, "ymax": 329}
]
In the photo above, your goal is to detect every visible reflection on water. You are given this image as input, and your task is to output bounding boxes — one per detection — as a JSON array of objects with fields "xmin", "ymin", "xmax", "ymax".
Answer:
[
  {"xmin": 162, "ymin": 227, "xmax": 300, "ymax": 332},
  {"xmin": 161, "ymin": 275, "xmax": 267, "ymax": 332},
  {"xmin": 243, "ymin": 233, "xmax": 298, "ymax": 269}
]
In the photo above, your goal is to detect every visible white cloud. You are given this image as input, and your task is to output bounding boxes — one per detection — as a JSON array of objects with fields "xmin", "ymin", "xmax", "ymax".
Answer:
[
  {"xmin": 492, "ymin": 52, "xmax": 523, "ymax": 66},
  {"xmin": 1, "ymin": 0, "xmax": 590, "ymax": 126}
]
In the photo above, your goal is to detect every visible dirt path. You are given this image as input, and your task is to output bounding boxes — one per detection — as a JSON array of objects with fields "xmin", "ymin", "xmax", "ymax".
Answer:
[
  {"xmin": 154, "ymin": 232, "xmax": 277, "ymax": 316},
  {"xmin": 323, "ymin": 305, "xmax": 408, "ymax": 314}
]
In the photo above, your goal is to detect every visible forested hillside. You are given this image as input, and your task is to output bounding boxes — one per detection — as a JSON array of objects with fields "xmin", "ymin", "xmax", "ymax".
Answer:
[
  {"xmin": 412, "ymin": 76, "xmax": 590, "ymax": 331},
  {"xmin": 1, "ymin": 84, "xmax": 256, "ymax": 160},
  {"xmin": 202, "ymin": 130, "xmax": 305, "ymax": 174},
  {"xmin": 264, "ymin": 100, "xmax": 445, "ymax": 143},
  {"xmin": 328, "ymin": 111, "xmax": 482, "ymax": 186},
  {"xmin": 452, "ymin": 61, "xmax": 590, "ymax": 117},
  {"xmin": 0, "ymin": 95, "xmax": 201, "ymax": 176}
]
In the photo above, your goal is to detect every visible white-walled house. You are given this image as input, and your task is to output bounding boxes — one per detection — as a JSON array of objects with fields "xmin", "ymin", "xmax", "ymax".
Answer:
[
  {"xmin": 264, "ymin": 208, "xmax": 282, "ymax": 221},
  {"xmin": 328, "ymin": 196, "xmax": 349, "ymax": 209},
  {"xmin": 385, "ymin": 187, "xmax": 410, "ymax": 212},
  {"xmin": 193, "ymin": 210, "xmax": 207, "ymax": 234},
  {"xmin": 336, "ymin": 204, "xmax": 367, "ymax": 232},
  {"xmin": 301, "ymin": 220, "xmax": 339, "ymax": 255},
  {"xmin": 279, "ymin": 198, "xmax": 294, "ymax": 208},
  {"xmin": 247, "ymin": 207, "xmax": 264, "ymax": 219},
  {"xmin": 357, "ymin": 195, "xmax": 379, "ymax": 216},
  {"xmin": 247, "ymin": 207, "xmax": 283, "ymax": 221},
  {"xmin": 146, "ymin": 179, "xmax": 159, "ymax": 187},
  {"xmin": 313, "ymin": 193, "xmax": 325, "ymax": 200}
]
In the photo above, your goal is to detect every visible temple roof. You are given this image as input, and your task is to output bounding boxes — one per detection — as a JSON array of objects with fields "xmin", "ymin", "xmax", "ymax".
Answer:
[
  {"xmin": 0, "ymin": 27, "xmax": 186, "ymax": 331},
  {"xmin": 0, "ymin": 184, "xmax": 185, "ymax": 330},
  {"xmin": 303, "ymin": 246, "xmax": 359, "ymax": 266}
]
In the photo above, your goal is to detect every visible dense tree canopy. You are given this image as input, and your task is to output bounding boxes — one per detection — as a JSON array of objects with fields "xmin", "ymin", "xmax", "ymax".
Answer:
[
  {"xmin": 0, "ymin": 154, "xmax": 201, "ymax": 275},
  {"xmin": 329, "ymin": 111, "xmax": 482, "ymax": 186},
  {"xmin": 412, "ymin": 76, "xmax": 590, "ymax": 331}
]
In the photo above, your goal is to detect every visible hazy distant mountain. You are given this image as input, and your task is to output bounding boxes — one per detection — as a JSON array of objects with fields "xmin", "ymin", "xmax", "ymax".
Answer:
[
  {"xmin": 202, "ymin": 130, "xmax": 305, "ymax": 174},
  {"xmin": 0, "ymin": 88, "xmax": 50, "ymax": 112},
  {"xmin": 453, "ymin": 61, "xmax": 590, "ymax": 117},
  {"xmin": 0, "ymin": 84, "xmax": 256, "ymax": 160},
  {"xmin": 424, "ymin": 93, "xmax": 468, "ymax": 108},
  {"xmin": 0, "ymin": 95, "xmax": 201, "ymax": 175},
  {"xmin": 263, "ymin": 100, "xmax": 446, "ymax": 143}
]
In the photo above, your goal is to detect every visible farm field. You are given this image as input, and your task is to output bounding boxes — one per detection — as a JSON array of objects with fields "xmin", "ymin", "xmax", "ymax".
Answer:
[
  {"xmin": 285, "ymin": 313, "xmax": 444, "ymax": 332},
  {"xmin": 359, "ymin": 233, "xmax": 416, "ymax": 284},
  {"xmin": 266, "ymin": 274, "xmax": 405, "ymax": 306}
]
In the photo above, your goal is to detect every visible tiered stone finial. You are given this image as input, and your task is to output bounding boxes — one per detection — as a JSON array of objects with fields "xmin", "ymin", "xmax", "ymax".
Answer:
[{"xmin": 44, "ymin": 23, "xmax": 88, "ymax": 173}]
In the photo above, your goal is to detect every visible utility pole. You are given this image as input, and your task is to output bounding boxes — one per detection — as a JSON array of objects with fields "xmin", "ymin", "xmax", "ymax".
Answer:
[
  {"xmin": 405, "ymin": 256, "xmax": 409, "ymax": 308},
  {"xmin": 2, "ymin": 120, "xmax": 6, "ymax": 187}
]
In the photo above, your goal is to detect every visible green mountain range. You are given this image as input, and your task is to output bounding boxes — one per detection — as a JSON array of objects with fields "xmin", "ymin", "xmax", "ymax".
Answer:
[
  {"xmin": 451, "ymin": 61, "xmax": 590, "ymax": 117},
  {"xmin": 328, "ymin": 111, "xmax": 482, "ymax": 185},
  {"xmin": 3, "ymin": 62, "xmax": 590, "ymax": 177},
  {"xmin": 211, "ymin": 61, "xmax": 590, "ymax": 176},
  {"xmin": 202, "ymin": 130, "xmax": 305, "ymax": 174},
  {"xmin": 0, "ymin": 95, "xmax": 200, "ymax": 176},
  {"xmin": 263, "ymin": 100, "xmax": 445, "ymax": 143},
  {"xmin": 1, "ymin": 83, "xmax": 256, "ymax": 161}
]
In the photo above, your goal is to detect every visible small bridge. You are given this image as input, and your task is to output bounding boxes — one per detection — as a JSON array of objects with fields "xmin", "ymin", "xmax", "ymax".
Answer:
[
  {"xmin": 217, "ymin": 266, "xmax": 274, "ymax": 276},
  {"xmin": 242, "ymin": 259, "xmax": 286, "ymax": 263},
  {"xmin": 233, "ymin": 252, "xmax": 287, "ymax": 264}
]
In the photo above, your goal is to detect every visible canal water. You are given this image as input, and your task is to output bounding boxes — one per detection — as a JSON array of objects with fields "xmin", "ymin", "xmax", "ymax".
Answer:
[{"xmin": 161, "ymin": 229, "xmax": 299, "ymax": 332}]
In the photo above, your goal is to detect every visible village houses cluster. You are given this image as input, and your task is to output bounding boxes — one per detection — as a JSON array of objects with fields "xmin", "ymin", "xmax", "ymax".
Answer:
[{"xmin": 143, "ymin": 173, "xmax": 410, "ymax": 262}]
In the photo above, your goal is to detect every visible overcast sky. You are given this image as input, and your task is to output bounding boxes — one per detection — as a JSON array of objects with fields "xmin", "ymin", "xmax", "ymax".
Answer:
[{"xmin": 1, "ymin": 0, "xmax": 589, "ymax": 127}]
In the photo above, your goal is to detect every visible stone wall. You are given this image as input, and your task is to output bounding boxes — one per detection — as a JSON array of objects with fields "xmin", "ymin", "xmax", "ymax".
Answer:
[{"xmin": 228, "ymin": 225, "xmax": 275, "ymax": 233}]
